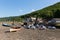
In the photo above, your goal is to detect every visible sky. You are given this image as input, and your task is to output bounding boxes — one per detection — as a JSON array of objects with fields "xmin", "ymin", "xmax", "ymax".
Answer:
[{"xmin": 0, "ymin": 0, "xmax": 60, "ymax": 17}]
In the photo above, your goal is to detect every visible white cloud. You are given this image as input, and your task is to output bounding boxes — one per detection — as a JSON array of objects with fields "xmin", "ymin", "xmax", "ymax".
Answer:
[
  {"xmin": 18, "ymin": 9, "xmax": 36, "ymax": 15},
  {"xmin": 31, "ymin": 9, "xmax": 35, "ymax": 12},
  {"xmin": 26, "ymin": 9, "xmax": 36, "ymax": 13}
]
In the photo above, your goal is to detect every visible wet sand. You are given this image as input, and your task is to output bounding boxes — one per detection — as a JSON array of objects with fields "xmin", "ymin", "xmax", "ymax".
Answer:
[{"xmin": 0, "ymin": 22, "xmax": 60, "ymax": 40}]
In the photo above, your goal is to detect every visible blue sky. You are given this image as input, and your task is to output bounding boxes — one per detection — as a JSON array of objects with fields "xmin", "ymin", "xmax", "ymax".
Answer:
[{"xmin": 0, "ymin": 0, "xmax": 60, "ymax": 17}]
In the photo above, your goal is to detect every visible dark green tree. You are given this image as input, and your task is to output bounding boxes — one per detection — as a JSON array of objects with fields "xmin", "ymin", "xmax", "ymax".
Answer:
[{"xmin": 54, "ymin": 9, "xmax": 60, "ymax": 18}]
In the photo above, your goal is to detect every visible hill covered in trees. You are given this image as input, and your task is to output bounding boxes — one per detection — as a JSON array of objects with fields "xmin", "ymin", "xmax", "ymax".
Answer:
[{"xmin": 0, "ymin": 2, "xmax": 60, "ymax": 22}]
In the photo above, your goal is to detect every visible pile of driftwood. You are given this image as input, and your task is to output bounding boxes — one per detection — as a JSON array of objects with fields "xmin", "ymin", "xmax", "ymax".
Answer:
[{"xmin": 2, "ymin": 17, "xmax": 58, "ymax": 32}]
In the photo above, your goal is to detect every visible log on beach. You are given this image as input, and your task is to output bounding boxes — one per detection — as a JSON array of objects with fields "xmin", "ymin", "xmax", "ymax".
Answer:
[
  {"xmin": 10, "ymin": 28, "xmax": 21, "ymax": 32},
  {"xmin": 10, "ymin": 27, "xmax": 23, "ymax": 32}
]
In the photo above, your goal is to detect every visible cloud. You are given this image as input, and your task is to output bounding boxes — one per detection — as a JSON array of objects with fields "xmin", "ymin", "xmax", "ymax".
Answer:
[
  {"xmin": 31, "ymin": 9, "xmax": 35, "ymax": 12},
  {"xmin": 26, "ymin": 9, "xmax": 36, "ymax": 13},
  {"xmin": 18, "ymin": 9, "xmax": 36, "ymax": 15}
]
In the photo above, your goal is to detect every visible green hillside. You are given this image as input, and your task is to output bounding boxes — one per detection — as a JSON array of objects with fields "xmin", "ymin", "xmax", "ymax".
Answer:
[
  {"xmin": 0, "ymin": 2, "xmax": 60, "ymax": 22},
  {"xmin": 20, "ymin": 2, "xmax": 60, "ymax": 19}
]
